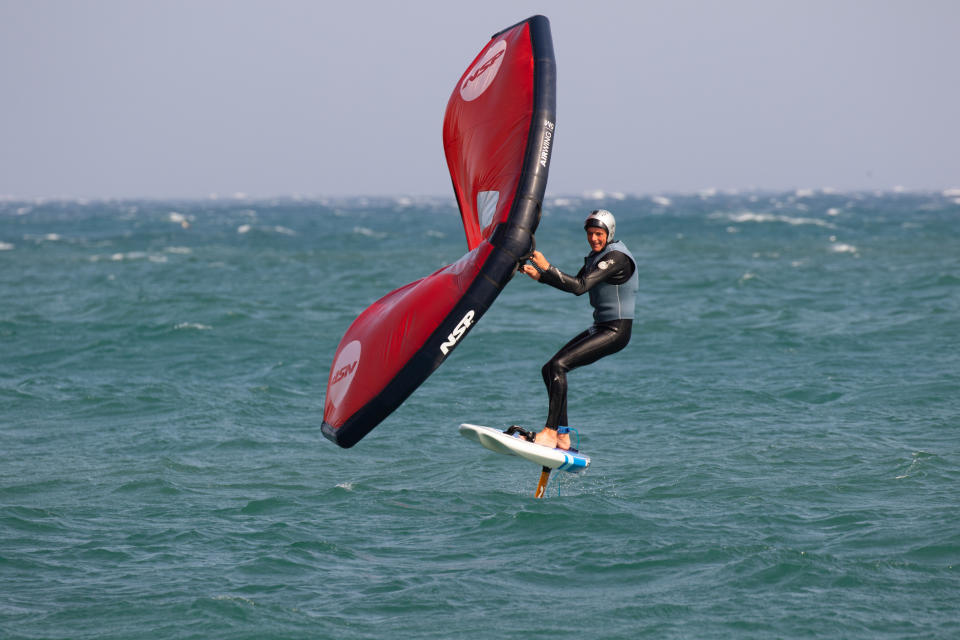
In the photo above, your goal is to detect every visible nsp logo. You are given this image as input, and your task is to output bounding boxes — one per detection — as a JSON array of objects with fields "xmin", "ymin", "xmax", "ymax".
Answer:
[
  {"xmin": 460, "ymin": 40, "xmax": 507, "ymax": 102},
  {"xmin": 327, "ymin": 340, "xmax": 361, "ymax": 408},
  {"xmin": 331, "ymin": 360, "xmax": 357, "ymax": 384},
  {"xmin": 440, "ymin": 310, "xmax": 475, "ymax": 355}
]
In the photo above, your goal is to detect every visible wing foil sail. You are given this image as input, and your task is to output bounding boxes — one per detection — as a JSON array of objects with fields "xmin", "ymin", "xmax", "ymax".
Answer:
[{"xmin": 322, "ymin": 16, "xmax": 556, "ymax": 448}]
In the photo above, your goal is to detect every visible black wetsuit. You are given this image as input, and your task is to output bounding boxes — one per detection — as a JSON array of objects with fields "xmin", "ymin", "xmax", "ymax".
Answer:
[{"xmin": 536, "ymin": 248, "xmax": 636, "ymax": 429}]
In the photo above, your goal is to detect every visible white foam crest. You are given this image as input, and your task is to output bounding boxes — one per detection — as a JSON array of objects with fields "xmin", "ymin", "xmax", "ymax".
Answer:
[
  {"xmin": 651, "ymin": 196, "xmax": 672, "ymax": 206},
  {"xmin": 107, "ymin": 251, "xmax": 153, "ymax": 261},
  {"xmin": 715, "ymin": 211, "xmax": 837, "ymax": 229},
  {"xmin": 584, "ymin": 190, "xmax": 626, "ymax": 200},
  {"xmin": 352, "ymin": 226, "xmax": 387, "ymax": 239},
  {"xmin": 942, "ymin": 188, "xmax": 960, "ymax": 197},
  {"xmin": 174, "ymin": 322, "xmax": 213, "ymax": 331},
  {"xmin": 24, "ymin": 233, "xmax": 65, "ymax": 243},
  {"xmin": 236, "ymin": 223, "xmax": 293, "ymax": 236},
  {"xmin": 0, "ymin": 241, "xmax": 14, "ymax": 251},
  {"xmin": 165, "ymin": 246, "xmax": 192, "ymax": 254},
  {"xmin": 211, "ymin": 594, "xmax": 255, "ymax": 606},
  {"xmin": 829, "ymin": 236, "xmax": 858, "ymax": 255},
  {"xmin": 830, "ymin": 243, "xmax": 858, "ymax": 254},
  {"xmin": 168, "ymin": 211, "xmax": 192, "ymax": 229}
]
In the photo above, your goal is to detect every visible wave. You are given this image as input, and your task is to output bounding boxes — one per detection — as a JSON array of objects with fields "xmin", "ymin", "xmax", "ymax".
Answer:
[
  {"xmin": 830, "ymin": 242, "xmax": 858, "ymax": 254},
  {"xmin": 173, "ymin": 322, "xmax": 213, "ymax": 331},
  {"xmin": 713, "ymin": 211, "xmax": 838, "ymax": 229},
  {"xmin": 236, "ymin": 224, "xmax": 296, "ymax": 236},
  {"xmin": 352, "ymin": 226, "xmax": 387, "ymax": 239}
]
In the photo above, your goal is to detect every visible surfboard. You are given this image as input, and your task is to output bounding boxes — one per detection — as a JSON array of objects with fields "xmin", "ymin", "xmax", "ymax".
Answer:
[{"xmin": 459, "ymin": 424, "xmax": 591, "ymax": 473}]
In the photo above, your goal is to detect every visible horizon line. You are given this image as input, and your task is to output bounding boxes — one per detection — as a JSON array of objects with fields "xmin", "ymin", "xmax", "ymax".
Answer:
[{"xmin": 4, "ymin": 185, "xmax": 960, "ymax": 204}]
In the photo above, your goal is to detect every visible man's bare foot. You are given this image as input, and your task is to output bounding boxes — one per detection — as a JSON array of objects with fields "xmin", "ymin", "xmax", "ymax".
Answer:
[
  {"xmin": 534, "ymin": 428, "xmax": 573, "ymax": 449},
  {"xmin": 534, "ymin": 427, "xmax": 558, "ymax": 448}
]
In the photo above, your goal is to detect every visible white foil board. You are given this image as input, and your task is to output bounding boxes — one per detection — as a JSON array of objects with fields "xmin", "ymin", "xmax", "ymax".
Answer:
[{"xmin": 458, "ymin": 423, "xmax": 590, "ymax": 473}]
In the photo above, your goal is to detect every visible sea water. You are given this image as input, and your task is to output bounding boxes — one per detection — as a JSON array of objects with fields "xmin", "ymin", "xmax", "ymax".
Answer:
[{"xmin": 1, "ymin": 191, "xmax": 958, "ymax": 639}]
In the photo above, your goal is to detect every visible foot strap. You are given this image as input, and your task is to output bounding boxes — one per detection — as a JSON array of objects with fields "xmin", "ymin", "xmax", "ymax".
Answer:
[{"xmin": 555, "ymin": 426, "xmax": 579, "ymax": 452}]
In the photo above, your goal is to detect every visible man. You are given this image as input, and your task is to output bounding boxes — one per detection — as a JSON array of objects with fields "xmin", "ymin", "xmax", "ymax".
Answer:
[{"xmin": 520, "ymin": 209, "xmax": 639, "ymax": 450}]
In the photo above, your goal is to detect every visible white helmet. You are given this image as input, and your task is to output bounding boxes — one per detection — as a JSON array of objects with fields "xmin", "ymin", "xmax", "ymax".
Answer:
[{"xmin": 584, "ymin": 209, "xmax": 616, "ymax": 242}]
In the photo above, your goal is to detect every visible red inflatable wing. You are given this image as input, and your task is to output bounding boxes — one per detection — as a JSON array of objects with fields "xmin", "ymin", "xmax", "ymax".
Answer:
[{"xmin": 322, "ymin": 15, "xmax": 556, "ymax": 448}]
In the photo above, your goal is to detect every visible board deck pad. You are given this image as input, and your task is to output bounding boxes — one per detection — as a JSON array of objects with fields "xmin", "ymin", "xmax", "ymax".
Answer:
[{"xmin": 459, "ymin": 424, "xmax": 590, "ymax": 473}]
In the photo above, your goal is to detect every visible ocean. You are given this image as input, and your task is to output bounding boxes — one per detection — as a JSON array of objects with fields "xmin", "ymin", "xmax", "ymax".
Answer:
[{"xmin": 1, "ymin": 190, "xmax": 958, "ymax": 639}]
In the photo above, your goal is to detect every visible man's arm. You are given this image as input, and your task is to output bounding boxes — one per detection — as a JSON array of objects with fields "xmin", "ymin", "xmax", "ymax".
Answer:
[{"xmin": 536, "ymin": 251, "xmax": 634, "ymax": 295}]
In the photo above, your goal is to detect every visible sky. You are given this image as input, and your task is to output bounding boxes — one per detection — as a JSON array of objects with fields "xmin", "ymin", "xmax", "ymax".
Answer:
[{"xmin": 1, "ymin": 0, "xmax": 958, "ymax": 199}]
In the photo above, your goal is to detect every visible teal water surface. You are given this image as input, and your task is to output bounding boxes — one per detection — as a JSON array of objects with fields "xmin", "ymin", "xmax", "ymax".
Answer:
[{"xmin": 1, "ymin": 191, "xmax": 958, "ymax": 638}]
